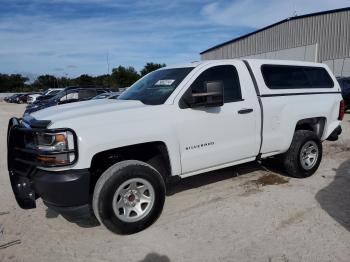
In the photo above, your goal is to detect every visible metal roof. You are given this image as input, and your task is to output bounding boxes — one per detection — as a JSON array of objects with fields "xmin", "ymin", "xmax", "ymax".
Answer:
[{"xmin": 200, "ymin": 7, "xmax": 350, "ymax": 55}]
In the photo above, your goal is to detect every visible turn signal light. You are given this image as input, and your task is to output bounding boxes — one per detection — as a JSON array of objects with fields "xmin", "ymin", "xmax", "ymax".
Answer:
[
  {"xmin": 55, "ymin": 134, "xmax": 67, "ymax": 143},
  {"xmin": 37, "ymin": 155, "xmax": 69, "ymax": 165}
]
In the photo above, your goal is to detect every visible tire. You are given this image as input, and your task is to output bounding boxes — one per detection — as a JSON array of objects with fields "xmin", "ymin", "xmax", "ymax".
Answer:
[
  {"xmin": 92, "ymin": 160, "xmax": 166, "ymax": 234},
  {"xmin": 281, "ymin": 130, "xmax": 322, "ymax": 178}
]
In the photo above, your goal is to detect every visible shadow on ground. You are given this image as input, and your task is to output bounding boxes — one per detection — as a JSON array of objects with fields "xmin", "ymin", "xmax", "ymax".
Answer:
[
  {"xmin": 316, "ymin": 159, "xmax": 350, "ymax": 231},
  {"xmin": 45, "ymin": 159, "xmax": 291, "ymax": 228},
  {"xmin": 166, "ymin": 159, "xmax": 290, "ymax": 196},
  {"xmin": 45, "ymin": 208, "xmax": 100, "ymax": 228},
  {"xmin": 45, "ymin": 208, "xmax": 59, "ymax": 219},
  {"xmin": 138, "ymin": 253, "xmax": 170, "ymax": 262}
]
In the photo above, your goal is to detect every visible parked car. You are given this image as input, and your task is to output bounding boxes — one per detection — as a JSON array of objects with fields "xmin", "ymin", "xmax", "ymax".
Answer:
[
  {"xmin": 43, "ymin": 88, "xmax": 64, "ymax": 96},
  {"xmin": 29, "ymin": 88, "xmax": 64, "ymax": 104},
  {"xmin": 5, "ymin": 95, "xmax": 14, "ymax": 103},
  {"xmin": 7, "ymin": 94, "xmax": 23, "ymax": 103},
  {"xmin": 337, "ymin": 77, "xmax": 350, "ymax": 110},
  {"xmin": 27, "ymin": 93, "xmax": 42, "ymax": 104},
  {"xmin": 7, "ymin": 59, "xmax": 343, "ymax": 234},
  {"xmin": 16, "ymin": 94, "xmax": 29, "ymax": 104},
  {"xmin": 24, "ymin": 86, "xmax": 111, "ymax": 114},
  {"xmin": 17, "ymin": 93, "xmax": 42, "ymax": 104},
  {"xmin": 3, "ymin": 96, "xmax": 11, "ymax": 102}
]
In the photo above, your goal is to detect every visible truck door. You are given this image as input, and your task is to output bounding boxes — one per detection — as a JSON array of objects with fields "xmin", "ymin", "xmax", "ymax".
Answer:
[{"xmin": 176, "ymin": 61, "xmax": 261, "ymax": 176}]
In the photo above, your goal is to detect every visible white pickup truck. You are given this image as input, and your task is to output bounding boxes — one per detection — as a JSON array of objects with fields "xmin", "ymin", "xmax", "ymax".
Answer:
[{"xmin": 7, "ymin": 59, "xmax": 344, "ymax": 234}]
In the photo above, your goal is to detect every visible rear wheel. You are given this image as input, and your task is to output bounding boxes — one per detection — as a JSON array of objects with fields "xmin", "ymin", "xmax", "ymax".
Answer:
[
  {"xmin": 93, "ymin": 160, "xmax": 166, "ymax": 234},
  {"xmin": 281, "ymin": 130, "xmax": 322, "ymax": 178}
]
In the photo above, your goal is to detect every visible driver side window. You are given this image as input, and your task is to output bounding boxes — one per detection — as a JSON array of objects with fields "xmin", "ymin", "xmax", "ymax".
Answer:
[{"xmin": 190, "ymin": 65, "xmax": 242, "ymax": 103}]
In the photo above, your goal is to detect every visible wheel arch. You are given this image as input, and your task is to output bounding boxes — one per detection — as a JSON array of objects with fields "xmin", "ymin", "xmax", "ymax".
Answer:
[
  {"xmin": 295, "ymin": 117, "xmax": 326, "ymax": 139},
  {"xmin": 90, "ymin": 141, "xmax": 172, "ymax": 192}
]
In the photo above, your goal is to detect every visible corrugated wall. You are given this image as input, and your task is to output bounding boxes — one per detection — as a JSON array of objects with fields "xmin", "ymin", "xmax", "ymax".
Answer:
[{"xmin": 201, "ymin": 10, "xmax": 350, "ymax": 63}]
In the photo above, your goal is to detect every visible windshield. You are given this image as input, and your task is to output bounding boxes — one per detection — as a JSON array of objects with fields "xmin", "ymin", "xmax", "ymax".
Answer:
[
  {"xmin": 118, "ymin": 67, "xmax": 194, "ymax": 105},
  {"xmin": 48, "ymin": 90, "xmax": 61, "ymax": 96},
  {"xmin": 51, "ymin": 90, "xmax": 66, "ymax": 101}
]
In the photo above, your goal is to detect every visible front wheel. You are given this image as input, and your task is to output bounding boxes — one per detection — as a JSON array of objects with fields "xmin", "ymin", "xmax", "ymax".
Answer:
[
  {"xmin": 281, "ymin": 130, "xmax": 322, "ymax": 178},
  {"xmin": 92, "ymin": 160, "xmax": 166, "ymax": 234}
]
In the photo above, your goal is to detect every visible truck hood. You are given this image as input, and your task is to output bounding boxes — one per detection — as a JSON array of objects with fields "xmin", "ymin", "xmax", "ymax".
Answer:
[{"xmin": 31, "ymin": 99, "xmax": 147, "ymax": 124}]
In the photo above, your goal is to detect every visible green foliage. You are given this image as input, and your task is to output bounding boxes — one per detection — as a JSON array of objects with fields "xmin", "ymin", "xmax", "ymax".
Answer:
[
  {"xmin": 57, "ymin": 77, "xmax": 74, "ymax": 88},
  {"xmin": 0, "ymin": 62, "xmax": 166, "ymax": 92},
  {"xmin": 93, "ymin": 74, "xmax": 112, "ymax": 88},
  {"xmin": 140, "ymin": 62, "xmax": 166, "ymax": 77},
  {"xmin": 0, "ymin": 74, "xmax": 29, "ymax": 92},
  {"xmin": 32, "ymin": 75, "xmax": 59, "ymax": 90},
  {"xmin": 111, "ymin": 66, "xmax": 140, "ymax": 88},
  {"xmin": 75, "ymin": 74, "xmax": 94, "ymax": 86}
]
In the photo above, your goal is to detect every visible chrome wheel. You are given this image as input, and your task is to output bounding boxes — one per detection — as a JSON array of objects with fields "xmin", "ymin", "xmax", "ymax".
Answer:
[
  {"xmin": 300, "ymin": 141, "xmax": 319, "ymax": 170},
  {"xmin": 112, "ymin": 178, "xmax": 155, "ymax": 223}
]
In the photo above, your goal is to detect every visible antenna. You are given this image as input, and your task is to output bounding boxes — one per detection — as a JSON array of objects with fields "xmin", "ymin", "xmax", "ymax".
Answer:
[
  {"xmin": 106, "ymin": 51, "xmax": 111, "ymax": 88},
  {"xmin": 106, "ymin": 51, "xmax": 110, "ymax": 75}
]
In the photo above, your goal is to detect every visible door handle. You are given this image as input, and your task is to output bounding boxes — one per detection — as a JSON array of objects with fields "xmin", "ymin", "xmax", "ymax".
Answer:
[{"xmin": 238, "ymin": 108, "xmax": 253, "ymax": 114}]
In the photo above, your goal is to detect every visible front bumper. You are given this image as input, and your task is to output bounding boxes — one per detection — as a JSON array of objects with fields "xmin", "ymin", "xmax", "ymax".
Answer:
[
  {"xmin": 7, "ymin": 117, "xmax": 91, "ymax": 221},
  {"xmin": 34, "ymin": 169, "xmax": 90, "ymax": 207},
  {"xmin": 10, "ymin": 168, "xmax": 92, "ymax": 220},
  {"xmin": 38, "ymin": 169, "xmax": 92, "ymax": 221}
]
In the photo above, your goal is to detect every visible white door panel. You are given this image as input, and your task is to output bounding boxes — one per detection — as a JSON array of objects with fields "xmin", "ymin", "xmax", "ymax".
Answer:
[
  {"xmin": 177, "ymin": 101, "xmax": 258, "ymax": 174},
  {"xmin": 175, "ymin": 61, "xmax": 261, "ymax": 174}
]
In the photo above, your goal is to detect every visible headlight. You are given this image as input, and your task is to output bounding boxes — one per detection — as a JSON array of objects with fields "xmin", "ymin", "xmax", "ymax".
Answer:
[
  {"xmin": 25, "ymin": 130, "xmax": 77, "ymax": 166},
  {"xmin": 37, "ymin": 133, "xmax": 68, "ymax": 151}
]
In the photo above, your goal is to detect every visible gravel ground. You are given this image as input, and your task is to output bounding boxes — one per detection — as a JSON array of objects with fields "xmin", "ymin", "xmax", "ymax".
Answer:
[{"xmin": 0, "ymin": 102, "xmax": 350, "ymax": 262}]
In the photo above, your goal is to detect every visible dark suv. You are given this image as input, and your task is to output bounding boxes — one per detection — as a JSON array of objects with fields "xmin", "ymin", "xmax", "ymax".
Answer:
[
  {"xmin": 25, "ymin": 86, "xmax": 111, "ymax": 114},
  {"xmin": 337, "ymin": 77, "xmax": 350, "ymax": 111}
]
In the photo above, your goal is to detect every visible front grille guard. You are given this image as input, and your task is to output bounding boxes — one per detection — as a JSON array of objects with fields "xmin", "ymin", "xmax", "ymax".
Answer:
[
  {"xmin": 7, "ymin": 117, "xmax": 79, "ymax": 209},
  {"xmin": 8, "ymin": 118, "xmax": 79, "ymax": 171}
]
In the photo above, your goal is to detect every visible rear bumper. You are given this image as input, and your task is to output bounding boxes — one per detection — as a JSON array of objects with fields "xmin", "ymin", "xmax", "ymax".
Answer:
[{"xmin": 327, "ymin": 125, "xmax": 342, "ymax": 141}]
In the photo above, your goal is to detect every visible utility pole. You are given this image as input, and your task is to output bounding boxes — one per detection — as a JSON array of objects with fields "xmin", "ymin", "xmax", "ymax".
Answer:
[{"xmin": 107, "ymin": 51, "xmax": 111, "ymax": 88}]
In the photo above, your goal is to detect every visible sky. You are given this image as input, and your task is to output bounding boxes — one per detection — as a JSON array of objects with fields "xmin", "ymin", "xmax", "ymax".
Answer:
[{"xmin": 0, "ymin": 0, "xmax": 349, "ymax": 80}]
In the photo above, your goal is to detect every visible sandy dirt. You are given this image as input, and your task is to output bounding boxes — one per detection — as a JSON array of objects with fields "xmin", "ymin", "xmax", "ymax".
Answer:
[{"xmin": 0, "ymin": 101, "xmax": 350, "ymax": 262}]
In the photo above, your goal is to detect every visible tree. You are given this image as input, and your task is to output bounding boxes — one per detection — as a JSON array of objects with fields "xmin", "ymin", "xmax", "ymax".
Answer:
[
  {"xmin": 0, "ymin": 61, "xmax": 167, "ymax": 93},
  {"xmin": 57, "ymin": 76, "xmax": 74, "ymax": 88},
  {"xmin": 140, "ymin": 62, "xmax": 166, "ymax": 77},
  {"xmin": 94, "ymin": 74, "xmax": 113, "ymax": 88},
  {"xmin": 75, "ymin": 74, "xmax": 94, "ymax": 86},
  {"xmin": 32, "ymin": 75, "xmax": 58, "ymax": 90},
  {"xmin": 0, "ymin": 74, "xmax": 29, "ymax": 92},
  {"xmin": 111, "ymin": 66, "xmax": 140, "ymax": 89}
]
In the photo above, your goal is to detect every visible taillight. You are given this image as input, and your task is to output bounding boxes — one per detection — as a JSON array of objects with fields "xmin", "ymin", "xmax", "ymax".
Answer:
[{"xmin": 339, "ymin": 100, "xmax": 345, "ymax": 121}]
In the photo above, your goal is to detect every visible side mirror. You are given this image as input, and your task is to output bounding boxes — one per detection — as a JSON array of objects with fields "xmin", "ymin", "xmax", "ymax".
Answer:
[{"xmin": 185, "ymin": 81, "xmax": 224, "ymax": 108}]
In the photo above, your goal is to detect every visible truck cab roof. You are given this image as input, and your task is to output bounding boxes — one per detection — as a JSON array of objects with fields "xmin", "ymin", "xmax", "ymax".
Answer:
[{"xmin": 165, "ymin": 59, "xmax": 331, "ymax": 70}]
